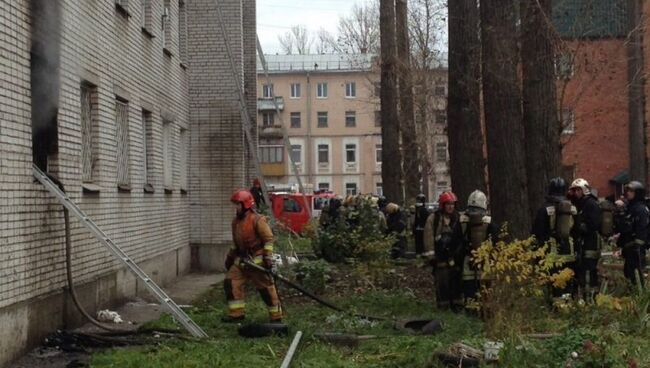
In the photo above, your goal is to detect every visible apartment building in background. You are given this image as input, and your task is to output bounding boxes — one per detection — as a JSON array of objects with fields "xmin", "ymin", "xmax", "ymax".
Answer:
[
  {"xmin": 0, "ymin": 0, "xmax": 255, "ymax": 364},
  {"xmin": 256, "ymin": 54, "xmax": 451, "ymax": 200}
]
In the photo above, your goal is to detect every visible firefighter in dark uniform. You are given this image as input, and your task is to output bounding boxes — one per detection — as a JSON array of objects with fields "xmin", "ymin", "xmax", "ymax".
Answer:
[
  {"xmin": 413, "ymin": 194, "xmax": 430, "ymax": 255},
  {"xmin": 568, "ymin": 178, "xmax": 602, "ymax": 297},
  {"xmin": 386, "ymin": 203, "xmax": 407, "ymax": 259},
  {"xmin": 460, "ymin": 190, "xmax": 498, "ymax": 303},
  {"xmin": 532, "ymin": 177, "xmax": 578, "ymax": 296},
  {"xmin": 616, "ymin": 181, "xmax": 649, "ymax": 286},
  {"xmin": 423, "ymin": 192, "xmax": 464, "ymax": 311}
]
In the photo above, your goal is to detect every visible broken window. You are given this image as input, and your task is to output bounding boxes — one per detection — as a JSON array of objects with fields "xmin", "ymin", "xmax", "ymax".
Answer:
[
  {"xmin": 80, "ymin": 84, "xmax": 96, "ymax": 182},
  {"xmin": 179, "ymin": 127, "xmax": 188, "ymax": 190},
  {"xmin": 115, "ymin": 98, "xmax": 130, "ymax": 188},
  {"xmin": 163, "ymin": 120, "xmax": 173, "ymax": 189}
]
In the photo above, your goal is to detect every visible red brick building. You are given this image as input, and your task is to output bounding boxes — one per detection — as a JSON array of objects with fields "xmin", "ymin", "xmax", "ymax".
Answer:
[{"xmin": 554, "ymin": 0, "xmax": 638, "ymax": 198}]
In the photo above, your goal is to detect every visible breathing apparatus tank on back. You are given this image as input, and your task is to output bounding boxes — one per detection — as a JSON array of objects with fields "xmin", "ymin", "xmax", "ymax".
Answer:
[{"xmin": 599, "ymin": 200, "xmax": 615, "ymax": 238}]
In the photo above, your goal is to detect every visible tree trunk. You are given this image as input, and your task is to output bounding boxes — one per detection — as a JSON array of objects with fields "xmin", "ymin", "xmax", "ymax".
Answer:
[
  {"xmin": 447, "ymin": 0, "xmax": 486, "ymax": 209},
  {"xmin": 521, "ymin": 0, "xmax": 560, "ymax": 219},
  {"xmin": 380, "ymin": 0, "xmax": 403, "ymax": 202},
  {"xmin": 396, "ymin": 0, "xmax": 420, "ymax": 204},
  {"xmin": 480, "ymin": 0, "xmax": 530, "ymax": 238},
  {"xmin": 627, "ymin": 0, "xmax": 647, "ymax": 183}
]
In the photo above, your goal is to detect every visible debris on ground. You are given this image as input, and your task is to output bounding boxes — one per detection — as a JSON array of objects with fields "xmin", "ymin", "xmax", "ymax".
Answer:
[
  {"xmin": 434, "ymin": 342, "xmax": 484, "ymax": 367},
  {"xmin": 96, "ymin": 310, "xmax": 124, "ymax": 324},
  {"xmin": 394, "ymin": 319, "xmax": 443, "ymax": 335}
]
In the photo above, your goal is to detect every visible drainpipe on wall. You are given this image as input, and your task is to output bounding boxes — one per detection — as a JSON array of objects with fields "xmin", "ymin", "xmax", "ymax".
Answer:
[
  {"xmin": 627, "ymin": 0, "xmax": 647, "ymax": 182},
  {"xmin": 306, "ymin": 72, "xmax": 313, "ymax": 186}
]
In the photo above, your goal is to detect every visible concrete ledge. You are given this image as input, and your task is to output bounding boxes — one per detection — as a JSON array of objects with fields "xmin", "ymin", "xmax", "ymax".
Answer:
[
  {"xmin": 0, "ymin": 245, "xmax": 191, "ymax": 368},
  {"xmin": 191, "ymin": 243, "xmax": 230, "ymax": 272}
]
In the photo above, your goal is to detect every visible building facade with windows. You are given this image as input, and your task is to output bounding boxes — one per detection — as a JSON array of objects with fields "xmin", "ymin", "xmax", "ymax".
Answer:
[
  {"xmin": 0, "ymin": 0, "xmax": 255, "ymax": 364},
  {"xmin": 257, "ymin": 54, "xmax": 450, "ymax": 199}
]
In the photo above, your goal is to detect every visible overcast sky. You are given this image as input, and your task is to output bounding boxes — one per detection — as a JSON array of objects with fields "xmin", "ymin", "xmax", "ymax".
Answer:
[{"xmin": 256, "ymin": 0, "xmax": 372, "ymax": 54}]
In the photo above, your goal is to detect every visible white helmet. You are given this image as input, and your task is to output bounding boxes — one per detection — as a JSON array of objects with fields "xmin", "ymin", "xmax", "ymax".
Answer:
[
  {"xmin": 570, "ymin": 178, "xmax": 591, "ymax": 195},
  {"xmin": 467, "ymin": 190, "xmax": 488, "ymax": 210}
]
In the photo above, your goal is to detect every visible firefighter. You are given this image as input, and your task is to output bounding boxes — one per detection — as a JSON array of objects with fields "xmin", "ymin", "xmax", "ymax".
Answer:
[
  {"xmin": 413, "ymin": 194, "xmax": 430, "ymax": 255},
  {"xmin": 460, "ymin": 190, "xmax": 498, "ymax": 303},
  {"xmin": 568, "ymin": 178, "xmax": 602, "ymax": 298},
  {"xmin": 319, "ymin": 197, "xmax": 342, "ymax": 230},
  {"xmin": 532, "ymin": 177, "xmax": 578, "ymax": 296},
  {"xmin": 249, "ymin": 178, "xmax": 265, "ymax": 208},
  {"xmin": 616, "ymin": 181, "xmax": 649, "ymax": 286},
  {"xmin": 222, "ymin": 190, "xmax": 282, "ymax": 323},
  {"xmin": 423, "ymin": 191, "xmax": 464, "ymax": 310},
  {"xmin": 385, "ymin": 203, "xmax": 407, "ymax": 259}
]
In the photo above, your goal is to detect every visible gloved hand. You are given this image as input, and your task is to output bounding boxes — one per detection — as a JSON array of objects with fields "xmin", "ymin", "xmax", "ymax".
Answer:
[
  {"xmin": 225, "ymin": 256, "xmax": 235, "ymax": 271},
  {"xmin": 263, "ymin": 257, "xmax": 274, "ymax": 270}
]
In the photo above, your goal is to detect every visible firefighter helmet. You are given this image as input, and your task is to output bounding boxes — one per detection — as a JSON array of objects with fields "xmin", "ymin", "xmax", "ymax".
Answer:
[
  {"xmin": 626, "ymin": 181, "xmax": 646, "ymax": 200},
  {"xmin": 548, "ymin": 177, "xmax": 567, "ymax": 196},
  {"xmin": 231, "ymin": 190, "xmax": 255, "ymax": 209},
  {"xmin": 416, "ymin": 193, "xmax": 426, "ymax": 204},
  {"xmin": 438, "ymin": 191, "xmax": 458, "ymax": 207},
  {"xmin": 385, "ymin": 203, "xmax": 400, "ymax": 214},
  {"xmin": 570, "ymin": 178, "xmax": 591, "ymax": 195},
  {"xmin": 467, "ymin": 190, "xmax": 488, "ymax": 210}
]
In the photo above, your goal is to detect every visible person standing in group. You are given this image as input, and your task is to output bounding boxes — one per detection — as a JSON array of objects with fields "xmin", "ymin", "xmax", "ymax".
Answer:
[
  {"xmin": 424, "ymin": 192, "xmax": 464, "ymax": 311},
  {"xmin": 615, "ymin": 181, "xmax": 649, "ymax": 286},
  {"xmin": 413, "ymin": 194, "xmax": 430, "ymax": 255}
]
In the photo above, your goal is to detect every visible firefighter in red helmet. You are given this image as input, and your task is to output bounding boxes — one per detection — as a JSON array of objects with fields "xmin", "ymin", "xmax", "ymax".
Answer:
[
  {"xmin": 222, "ymin": 189, "xmax": 282, "ymax": 323},
  {"xmin": 423, "ymin": 191, "xmax": 464, "ymax": 311}
]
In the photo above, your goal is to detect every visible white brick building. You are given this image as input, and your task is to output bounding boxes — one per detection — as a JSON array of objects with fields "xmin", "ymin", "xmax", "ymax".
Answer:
[{"xmin": 0, "ymin": 0, "xmax": 255, "ymax": 365}]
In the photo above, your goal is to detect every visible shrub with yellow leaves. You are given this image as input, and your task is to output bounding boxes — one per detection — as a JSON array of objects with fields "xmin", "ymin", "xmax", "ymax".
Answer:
[{"xmin": 472, "ymin": 237, "xmax": 573, "ymax": 339}]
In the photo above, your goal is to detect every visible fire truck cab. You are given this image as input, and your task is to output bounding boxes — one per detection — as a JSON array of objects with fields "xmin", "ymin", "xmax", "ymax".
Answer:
[{"xmin": 268, "ymin": 190, "xmax": 336, "ymax": 234}]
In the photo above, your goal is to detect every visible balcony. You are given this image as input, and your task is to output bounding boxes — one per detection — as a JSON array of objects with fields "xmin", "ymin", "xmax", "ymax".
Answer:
[
  {"xmin": 261, "ymin": 162, "xmax": 286, "ymax": 177},
  {"xmin": 257, "ymin": 97, "xmax": 285, "ymax": 112},
  {"xmin": 259, "ymin": 124, "xmax": 284, "ymax": 139}
]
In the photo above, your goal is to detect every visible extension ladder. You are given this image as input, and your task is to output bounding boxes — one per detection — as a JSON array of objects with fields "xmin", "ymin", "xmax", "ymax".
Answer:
[{"xmin": 32, "ymin": 165, "xmax": 208, "ymax": 338}]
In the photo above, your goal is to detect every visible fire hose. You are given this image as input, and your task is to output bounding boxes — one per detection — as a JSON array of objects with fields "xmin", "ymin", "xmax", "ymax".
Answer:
[{"xmin": 240, "ymin": 260, "xmax": 389, "ymax": 321}]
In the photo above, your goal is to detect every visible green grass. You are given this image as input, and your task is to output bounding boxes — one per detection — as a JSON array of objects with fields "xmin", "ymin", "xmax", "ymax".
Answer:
[{"xmin": 90, "ymin": 261, "xmax": 650, "ymax": 368}]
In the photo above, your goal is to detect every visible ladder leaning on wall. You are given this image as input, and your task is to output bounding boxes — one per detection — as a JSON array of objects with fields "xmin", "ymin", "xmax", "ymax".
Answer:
[{"xmin": 32, "ymin": 164, "xmax": 208, "ymax": 338}]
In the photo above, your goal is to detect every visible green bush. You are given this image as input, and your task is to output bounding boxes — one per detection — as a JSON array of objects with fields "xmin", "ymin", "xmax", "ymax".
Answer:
[
  {"xmin": 311, "ymin": 197, "xmax": 392, "ymax": 263},
  {"xmin": 291, "ymin": 260, "xmax": 332, "ymax": 294}
]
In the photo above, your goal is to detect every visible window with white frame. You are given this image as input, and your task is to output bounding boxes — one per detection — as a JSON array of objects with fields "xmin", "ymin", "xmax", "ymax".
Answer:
[
  {"xmin": 142, "ymin": 110, "xmax": 154, "ymax": 186},
  {"xmin": 345, "ymin": 144, "xmax": 357, "ymax": 163},
  {"xmin": 345, "ymin": 111, "xmax": 356, "ymax": 128},
  {"xmin": 345, "ymin": 82, "xmax": 356, "ymax": 98},
  {"xmin": 376, "ymin": 182, "xmax": 383, "ymax": 196},
  {"xmin": 436, "ymin": 142, "xmax": 447, "ymax": 163},
  {"xmin": 262, "ymin": 112, "xmax": 275, "ymax": 127},
  {"xmin": 375, "ymin": 144, "xmax": 382, "ymax": 164},
  {"xmin": 345, "ymin": 183, "xmax": 358, "ymax": 195},
  {"xmin": 115, "ymin": 98, "xmax": 130, "ymax": 187},
  {"xmin": 179, "ymin": 127, "xmax": 188, "ymax": 190},
  {"xmin": 178, "ymin": 0, "xmax": 187, "ymax": 64},
  {"xmin": 262, "ymin": 84, "xmax": 274, "ymax": 98},
  {"xmin": 318, "ymin": 144, "xmax": 329, "ymax": 164},
  {"xmin": 290, "ymin": 112, "xmax": 301, "ymax": 128},
  {"xmin": 317, "ymin": 83, "xmax": 328, "ymax": 98},
  {"xmin": 290, "ymin": 144, "xmax": 302, "ymax": 164},
  {"xmin": 317, "ymin": 112, "xmax": 328, "ymax": 128},
  {"xmin": 562, "ymin": 108, "xmax": 575, "ymax": 135},
  {"xmin": 318, "ymin": 182, "xmax": 330, "ymax": 191},
  {"xmin": 162, "ymin": 0, "xmax": 172, "ymax": 53},
  {"xmin": 260, "ymin": 139, "xmax": 284, "ymax": 163},
  {"xmin": 290, "ymin": 83, "xmax": 301, "ymax": 98},
  {"xmin": 163, "ymin": 121, "xmax": 173, "ymax": 188},
  {"xmin": 80, "ymin": 83, "xmax": 96, "ymax": 183}
]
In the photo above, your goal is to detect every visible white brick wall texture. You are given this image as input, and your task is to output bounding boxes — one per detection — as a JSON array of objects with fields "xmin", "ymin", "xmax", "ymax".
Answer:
[{"xmin": 0, "ymin": 0, "xmax": 254, "ymax": 311}]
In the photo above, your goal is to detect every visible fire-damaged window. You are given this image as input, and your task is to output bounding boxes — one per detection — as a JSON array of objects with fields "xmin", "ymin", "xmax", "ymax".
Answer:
[
  {"xmin": 163, "ymin": 120, "xmax": 174, "ymax": 190},
  {"xmin": 115, "ymin": 98, "xmax": 130, "ymax": 189},
  {"xmin": 30, "ymin": 0, "xmax": 62, "ymax": 171},
  {"xmin": 80, "ymin": 83, "xmax": 97, "ymax": 182},
  {"xmin": 179, "ymin": 127, "xmax": 188, "ymax": 191},
  {"xmin": 142, "ymin": 110, "xmax": 154, "ymax": 192}
]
